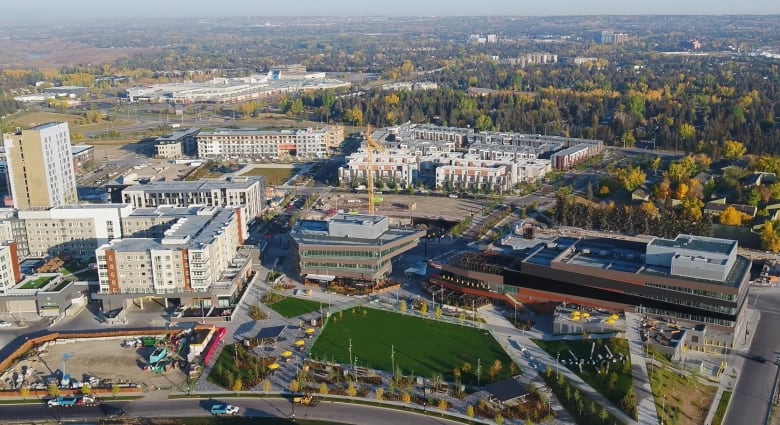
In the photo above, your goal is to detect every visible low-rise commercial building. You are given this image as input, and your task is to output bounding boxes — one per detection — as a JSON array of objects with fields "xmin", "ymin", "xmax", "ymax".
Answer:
[
  {"xmin": 154, "ymin": 128, "xmax": 200, "ymax": 159},
  {"xmin": 290, "ymin": 214, "xmax": 426, "ymax": 287},
  {"xmin": 71, "ymin": 145, "xmax": 94, "ymax": 172}
]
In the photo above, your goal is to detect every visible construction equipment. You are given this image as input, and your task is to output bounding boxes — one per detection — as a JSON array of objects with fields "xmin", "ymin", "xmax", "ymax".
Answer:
[
  {"xmin": 364, "ymin": 125, "xmax": 387, "ymax": 216},
  {"xmin": 292, "ymin": 392, "xmax": 321, "ymax": 406}
]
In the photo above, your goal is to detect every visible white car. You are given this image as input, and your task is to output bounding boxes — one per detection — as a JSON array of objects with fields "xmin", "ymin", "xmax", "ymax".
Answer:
[{"xmin": 0, "ymin": 320, "xmax": 12, "ymax": 327}]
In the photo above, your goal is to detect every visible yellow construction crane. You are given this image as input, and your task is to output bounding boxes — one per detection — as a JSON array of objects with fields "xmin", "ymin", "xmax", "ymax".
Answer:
[{"xmin": 364, "ymin": 125, "xmax": 387, "ymax": 216}]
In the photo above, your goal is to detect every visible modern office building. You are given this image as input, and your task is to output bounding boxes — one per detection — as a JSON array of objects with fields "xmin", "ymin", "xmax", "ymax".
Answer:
[
  {"xmin": 18, "ymin": 204, "xmax": 133, "ymax": 259},
  {"xmin": 120, "ymin": 176, "xmax": 265, "ymax": 226},
  {"xmin": 94, "ymin": 207, "xmax": 252, "ymax": 309},
  {"xmin": 429, "ymin": 233, "xmax": 750, "ymax": 347},
  {"xmin": 290, "ymin": 214, "xmax": 426, "ymax": 287},
  {"xmin": 196, "ymin": 126, "xmax": 344, "ymax": 161},
  {"xmin": 2, "ymin": 123, "xmax": 78, "ymax": 210}
]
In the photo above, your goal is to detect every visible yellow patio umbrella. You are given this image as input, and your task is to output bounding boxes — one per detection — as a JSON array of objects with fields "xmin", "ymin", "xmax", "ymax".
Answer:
[
  {"xmin": 294, "ymin": 340, "xmax": 305, "ymax": 347},
  {"xmin": 582, "ymin": 312, "xmax": 590, "ymax": 318},
  {"xmin": 281, "ymin": 351, "xmax": 293, "ymax": 358},
  {"xmin": 305, "ymin": 328, "xmax": 316, "ymax": 335},
  {"xmin": 571, "ymin": 316, "xmax": 581, "ymax": 321},
  {"xmin": 610, "ymin": 314, "xmax": 619, "ymax": 320},
  {"xmin": 268, "ymin": 363, "xmax": 280, "ymax": 370}
]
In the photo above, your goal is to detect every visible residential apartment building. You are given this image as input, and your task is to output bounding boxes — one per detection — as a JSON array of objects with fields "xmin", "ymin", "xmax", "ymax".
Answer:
[
  {"xmin": 196, "ymin": 126, "xmax": 344, "ymax": 161},
  {"xmin": 120, "ymin": 176, "xmax": 265, "ymax": 227},
  {"xmin": 435, "ymin": 157, "xmax": 550, "ymax": 193},
  {"xmin": 95, "ymin": 207, "xmax": 251, "ymax": 308},
  {"xmin": 2, "ymin": 122, "xmax": 78, "ymax": 210},
  {"xmin": 18, "ymin": 204, "xmax": 133, "ymax": 259},
  {"xmin": 71, "ymin": 145, "xmax": 94, "ymax": 172},
  {"xmin": 154, "ymin": 128, "xmax": 200, "ymax": 159},
  {"xmin": 0, "ymin": 243, "xmax": 21, "ymax": 295},
  {"xmin": 549, "ymin": 143, "xmax": 604, "ymax": 170},
  {"xmin": 339, "ymin": 151, "xmax": 419, "ymax": 187}
]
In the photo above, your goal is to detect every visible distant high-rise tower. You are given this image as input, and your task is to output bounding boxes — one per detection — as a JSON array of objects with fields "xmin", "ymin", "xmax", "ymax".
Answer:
[{"xmin": 2, "ymin": 122, "xmax": 78, "ymax": 210}]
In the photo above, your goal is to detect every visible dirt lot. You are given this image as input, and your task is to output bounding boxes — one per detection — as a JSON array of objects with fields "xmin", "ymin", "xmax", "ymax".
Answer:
[{"xmin": 2, "ymin": 337, "xmax": 188, "ymax": 391}]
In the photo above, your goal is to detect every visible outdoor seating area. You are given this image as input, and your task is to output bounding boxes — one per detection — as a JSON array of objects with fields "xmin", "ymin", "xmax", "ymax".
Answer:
[{"xmin": 553, "ymin": 304, "xmax": 626, "ymax": 335}]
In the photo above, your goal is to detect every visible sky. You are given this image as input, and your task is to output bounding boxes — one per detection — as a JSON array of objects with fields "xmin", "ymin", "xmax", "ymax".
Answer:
[{"xmin": 3, "ymin": 0, "xmax": 779, "ymax": 21}]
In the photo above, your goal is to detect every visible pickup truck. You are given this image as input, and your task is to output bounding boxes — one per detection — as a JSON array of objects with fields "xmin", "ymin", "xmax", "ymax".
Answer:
[
  {"xmin": 47, "ymin": 396, "xmax": 79, "ymax": 407},
  {"xmin": 210, "ymin": 404, "xmax": 240, "ymax": 415}
]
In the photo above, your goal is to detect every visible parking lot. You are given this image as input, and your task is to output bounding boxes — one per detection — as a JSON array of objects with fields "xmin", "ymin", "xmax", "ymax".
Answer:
[{"xmin": 2, "ymin": 337, "xmax": 189, "ymax": 391}]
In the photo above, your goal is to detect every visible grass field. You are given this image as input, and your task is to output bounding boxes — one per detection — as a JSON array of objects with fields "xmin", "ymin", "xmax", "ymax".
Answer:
[
  {"xmin": 533, "ymin": 338, "xmax": 634, "ymax": 413},
  {"xmin": 310, "ymin": 308, "xmax": 513, "ymax": 385},
  {"xmin": 19, "ymin": 276, "xmax": 54, "ymax": 290},
  {"xmin": 6, "ymin": 111, "xmax": 132, "ymax": 132},
  {"xmin": 711, "ymin": 390, "xmax": 731, "ymax": 425},
  {"xmin": 648, "ymin": 360, "xmax": 717, "ymax": 425},
  {"xmin": 241, "ymin": 166, "xmax": 297, "ymax": 186},
  {"xmin": 267, "ymin": 297, "xmax": 326, "ymax": 318}
]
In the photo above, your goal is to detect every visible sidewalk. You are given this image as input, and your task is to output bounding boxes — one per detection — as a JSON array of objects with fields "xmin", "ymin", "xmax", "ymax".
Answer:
[
  {"xmin": 624, "ymin": 313, "xmax": 661, "ymax": 425},
  {"xmin": 480, "ymin": 306, "xmax": 638, "ymax": 425}
]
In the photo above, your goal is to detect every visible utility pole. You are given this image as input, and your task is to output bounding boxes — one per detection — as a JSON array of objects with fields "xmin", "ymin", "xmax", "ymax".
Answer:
[
  {"xmin": 477, "ymin": 358, "xmax": 481, "ymax": 387},
  {"xmin": 348, "ymin": 338, "xmax": 352, "ymax": 375},
  {"xmin": 391, "ymin": 345, "xmax": 395, "ymax": 380}
]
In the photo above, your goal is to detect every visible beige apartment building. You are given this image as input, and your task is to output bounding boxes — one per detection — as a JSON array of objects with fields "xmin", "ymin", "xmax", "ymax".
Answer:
[
  {"xmin": 95, "ymin": 207, "xmax": 251, "ymax": 308},
  {"xmin": 0, "ymin": 243, "xmax": 22, "ymax": 295},
  {"xmin": 196, "ymin": 125, "xmax": 344, "ymax": 160},
  {"xmin": 19, "ymin": 204, "xmax": 133, "ymax": 259},
  {"xmin": 2, "ymin": 122, "xmax": 78, "ymax": 210}
]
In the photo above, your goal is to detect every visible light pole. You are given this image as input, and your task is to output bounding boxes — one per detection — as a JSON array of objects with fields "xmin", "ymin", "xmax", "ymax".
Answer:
[
  {"xmin": 477, "ymin": 358, "xmax": 481, "ymax": 388},
  {"xmin": 391, "ymin": 345, "xmax": 395, "ymax": 380},
  {"xmin": 556, "ymin": 353, "xmax": 560, "ymax": 378}
]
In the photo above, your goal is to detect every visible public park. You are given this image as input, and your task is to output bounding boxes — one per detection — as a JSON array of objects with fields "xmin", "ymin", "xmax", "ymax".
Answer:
[{"xmin": 309, "ymin": 308, "xmax": 514, "ymax": 386}]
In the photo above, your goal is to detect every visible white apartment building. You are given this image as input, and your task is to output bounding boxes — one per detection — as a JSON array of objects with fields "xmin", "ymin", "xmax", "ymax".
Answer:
[
  {"xmin": 435, "ymin": 156, "xmax": 552, "ymax": 193},
  {"xmin": 120, "ymin": 176, "xmax": 265, "ymax": 227},
  {"xmin": 0, "ymin": 243, "xmax": 21, "ymax": 295},
  {"xmin": 95, "ymin": 207, "xmax": 249, "ymax": 305},
  {"xmin": 339, "ymin": 151, "xmax": 419, "ymax": 187},
  {"xmin": 18, "ymin": 204, "xmax": 133, "ymax": 259},
  {"xmin": 2, "ymin": 122, "xmax": 78, "ymax": 210},
  {"xmin": 196, "ymin": 126, "xmax": 344, "ymax": 161}
]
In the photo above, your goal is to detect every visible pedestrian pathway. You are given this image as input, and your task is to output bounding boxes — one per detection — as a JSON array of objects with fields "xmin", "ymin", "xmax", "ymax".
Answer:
[
  {"xmin": 624, "ymin": 312, "xmax": 660, "ymax": 425},
  {"xmin": 480, "ymin": 306, "xmax": 638, "ymax": 425}
]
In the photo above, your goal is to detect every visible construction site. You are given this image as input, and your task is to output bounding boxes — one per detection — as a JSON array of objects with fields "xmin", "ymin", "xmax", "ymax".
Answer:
[{"xmin": 0, "ymin": 327, "xmax": 224, "ymax": 394}]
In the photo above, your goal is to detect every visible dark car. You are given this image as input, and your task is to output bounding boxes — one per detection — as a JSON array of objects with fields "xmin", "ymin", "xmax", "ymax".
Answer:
[
  {"xmin": 753, "ymin": 355, "xmax": 767, "ymax": 364},
  {"xmin": 101, "ymin": 405, "xmax": 126, "ymax": 418}
]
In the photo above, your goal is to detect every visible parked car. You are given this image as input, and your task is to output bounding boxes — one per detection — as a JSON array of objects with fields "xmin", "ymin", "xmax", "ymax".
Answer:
[
  {"xmin": 0, "ymin": 320, "xmax": 11, "ymax": 327},
  {"xmin": 101, "ymin": 404, "xmax": 126, "ymax": 418}
]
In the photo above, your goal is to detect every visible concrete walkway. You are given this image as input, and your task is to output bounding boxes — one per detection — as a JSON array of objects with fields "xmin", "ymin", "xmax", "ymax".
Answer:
[
  {"xmin": 624, "ymin": 313, "xmax": 661, "ymax": 425},
  {"xmin": 480, "ymin": 306, "xmax": 638, "ymax": 425}
]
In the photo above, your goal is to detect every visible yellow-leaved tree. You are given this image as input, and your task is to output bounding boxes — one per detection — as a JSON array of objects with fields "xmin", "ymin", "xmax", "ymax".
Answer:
[
  {"xmin": 761, "ymin": 221, "xmax": 780, "ymax": 253},
  {"xmin": 719, "ymin": 206, "xmax": 750, "ymax": 226}
]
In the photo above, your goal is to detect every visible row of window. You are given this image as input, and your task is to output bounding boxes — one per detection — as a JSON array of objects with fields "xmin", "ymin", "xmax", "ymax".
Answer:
[{"xmin": 644, "ymin": 282, "xmax": 737, "ymax": 301}]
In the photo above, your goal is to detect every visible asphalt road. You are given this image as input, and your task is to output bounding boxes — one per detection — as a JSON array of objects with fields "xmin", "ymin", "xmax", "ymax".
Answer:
[
  {"xmin": 0, "ymin": 397, "xmax": 467, "ymax": 425},
  {"xmin": 725, "ymin": 287, "xmax": 780, "ymax": 425}
]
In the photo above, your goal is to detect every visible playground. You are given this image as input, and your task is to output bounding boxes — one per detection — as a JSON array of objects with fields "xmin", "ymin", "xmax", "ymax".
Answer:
[{"xmin": 1, "ymin": 337, "xmax": 189, "ymax": 391}]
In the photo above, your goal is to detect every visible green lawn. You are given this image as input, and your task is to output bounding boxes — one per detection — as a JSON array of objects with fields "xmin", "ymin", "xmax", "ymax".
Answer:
[
  {"xmin": 19, "ymin": 276, "xmax": 55, "ymax": 290},
  {"xmin": 711, "ymin": 390, "xmax": 731, "ymax": 425},
  {"xmin": 533, "ymin": 338, "xmax": 634, "ymax": 416},
  {"xmin": 241, "ymin": 166, "xmax": 296, "ymax": 186},
  {"xmin": 267, "ymin": 297, "xmax": 326, "ymax": 318},
  {"xmin": 310, "ymin": 308, "xmax": 514, "ymax": 385}
]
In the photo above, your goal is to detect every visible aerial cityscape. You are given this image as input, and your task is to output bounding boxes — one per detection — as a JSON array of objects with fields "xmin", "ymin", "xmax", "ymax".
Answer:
[{"xmin": 0, "ymin": 6, "xmax": 779, "ymax": 425}]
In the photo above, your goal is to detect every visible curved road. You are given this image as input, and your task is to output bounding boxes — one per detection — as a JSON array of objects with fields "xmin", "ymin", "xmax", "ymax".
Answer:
[{"xmin": 0, "ymin": 397, "xmax": 467, "ymax": 425}]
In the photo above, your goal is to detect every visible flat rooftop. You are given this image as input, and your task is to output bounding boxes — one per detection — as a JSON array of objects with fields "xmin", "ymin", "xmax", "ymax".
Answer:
[
  {"xmin": 122, "ymin": 177, "xmax": 262, "ymax": 192},
  {"xmin": 291, "ymin": 227, "xmax": 422, "ymax": 247},
  {"xmin": 649, "ymin": 234, "xmax": 736, "ymax": 256},
  {"xmin": 30, "ymin": 122, "xmax": 64, "ymax": 131},
  {"xmin": 128, "ymin": 205, "xmax": 218, "ymax": 218}
]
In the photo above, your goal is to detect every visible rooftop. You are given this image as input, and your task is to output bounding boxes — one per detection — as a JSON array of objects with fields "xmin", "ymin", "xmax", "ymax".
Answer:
[
  {"xmin": 649, "ymin": 234, "xmax": 737, "ymax": 256},
  {"xmin": 30, "ymin": 122, "xmax": 66, "ymax": 131},
  {"xmin": 122, "ymin": 176, "xmax": 262, "ymax": 193},
  {"xmin": 71, "ymin": 145, "xmax": 93, "ymax": 154}
]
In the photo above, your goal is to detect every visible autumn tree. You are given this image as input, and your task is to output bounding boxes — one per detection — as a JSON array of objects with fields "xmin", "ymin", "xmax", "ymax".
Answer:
[
  {"xmin": 466, "ymin": 405, "xmax": 475, "ymax": 424},
  {"xmin": 402, "ymin": 392, "xmax": 411, "ymax": 404},
  {"xmin": 434, "ymin": 306, "xmax": 442, "ymax": 320},
  {"xmin": 438, "ymin": 398, "xmax": 448, "ymax": 413},
  {"xmin": 475, "ymin": 114, "xmax": 493, "ymax": 131},
  {"xmin": 613, "ymin": 165, "xmax": 646, "ymax": 192},
  {"xmin": 720, "ymin": 206, "xmax": 750, "ymax": 226},
  {"xmin": 681, "ymin": 198, "xmax": 704, "ymax": 221},
  {"xmin": 399, "ymin": 300, "xmax": 407, "ymax": 314},
  {"xmin": 761, "ymin": 221, "xmax": 780, "ymax": 253},
  {"xmin": 289, "ymin": 380, "xmax": 299, "ymax": 393},
  {"xmin": 723, "ymin": 140, "xmax": 747, "ymax": 161},
  {"xmin": 347, "ymin": 381, "xmax": 357, "ymax": 398},
  {"xmin": 375, "ymin": 387, "xmax": 384, "ymax": 400},
  {"xmin": 232, "ymin": 378, "xmax": 243, "ymax": 393},
  {"xmin": 674, "ymin": 182, "xmax": 689, "ymax": 200},
  {"xmin": 419, "ymin": 302, "xmax": 428, "ymax": 316}
]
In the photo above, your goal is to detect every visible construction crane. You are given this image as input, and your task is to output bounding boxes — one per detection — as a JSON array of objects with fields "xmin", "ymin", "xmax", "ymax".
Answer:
[{"xmin": 364, "ymin": 125, "xmax": 387, "ymax": 216}]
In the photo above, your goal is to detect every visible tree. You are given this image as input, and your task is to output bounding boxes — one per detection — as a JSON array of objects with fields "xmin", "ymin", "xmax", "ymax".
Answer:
[
  {"xmin": 719, "ymin": 206, "xmax": 749, "ymax": 226},
  {"xmin": 434, "ymin": 306, "xmax": 442, "ymax": 320},
  {"xmin": 420, "ymin": 302, "xmax": 428, "ymax": 316},
  {"xmin": 462, "ymin": 362, "xmax": 472, "ymax": 375},
  {"xmin": 402, "ymin": 392, "xmax": 411, "ymax": 404},
  {"xmin": 438, "ymin": 398, "xmax": 448, "ymax": 413},
  {"xmin": 48, "ymin": 383, "xmax": 60, "ymax": 398},
  {"xmin": 289, "ymin": 380, "xmax": 299, "ymax": 393},
  {"xmin": 466, "ymin": 405, "xmax": 475, "ymax": 424},
  {"xmin": 111, "ymin": 383, "xmax": 120, "ymax": 397},
  {"xmin": 613, "ymin": 165, "xmax": 646, "ymax": 192},
  {"xmin": 600, "ymin": 406, "xmax": 610, "ymax": 423},
  {"xmin": 475, "ymin": 114, "xmax": 493, "ymax": 131},
  {"xmin": 678, "ymin": 123, "xmax": 695, "ymax": 144},
  {"xmin": 81, "ymin": 384, "xmax": 91, "ymax": 395},
  {"xmin": 232, "ymin": 378, "xmax": 243, "ymax": 393},
  {"xmin": 399, "ymin": 300, "xmax": 407, "ymax": 314},
  {"xmin": 577, "ymin": 398, "xmax": 585, "ymax": 416},
  {"xmin": 320, "ymin": 382, "xmax": 329, "ymax": 395},
  {"xmin": 599, "ymin": 185, "xmax": 610, "ymax": 196},
  {"xmin": 650, "ymin": 156, "xmax": 662, "ymax": 174},
  {"xmin": 761, "ymin": 221, "xmax": 780, "ymax": 253},
  {"xmin": 263, "ymin": 379, "xmax": 272, "ymax": 392},
  {"xmin": 375, "ymin": 387, "xmax": 384, "ymax": 400},
  {"xmin": 723, "ymin": 140, "xmax": 747, "ymax": 161},
  {"xmin": 347, "ymin": 381, "xmax": 357, "ymax": 398},
  {"xmin": 20, "ymin": 386, "xmax": 30, "ymax": 399},
  {"xmin": 494, "ymin": 413, "xmax": 504, "ymax": 425},
  {"xmin": 674, "ymin": 182, "xmax": 689, "ymax": 200}
]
